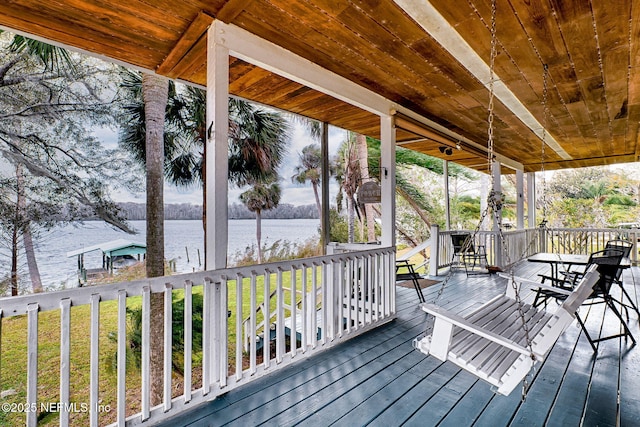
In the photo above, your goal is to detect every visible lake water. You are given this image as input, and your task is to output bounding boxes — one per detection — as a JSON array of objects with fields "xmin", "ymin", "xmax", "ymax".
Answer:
[{"xmin": 28, "ymin": 219, "xmax": 321, "ymax": 290}]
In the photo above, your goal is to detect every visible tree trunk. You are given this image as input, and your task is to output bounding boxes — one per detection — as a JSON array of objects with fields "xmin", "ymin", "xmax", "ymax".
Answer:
[
  {"xmin": 22, "ymin": 226, "xmax": 42, "ymax": 292},
  {"xmin": 256, "ymin": 209, "xmax": 263, "ymax": 263},
  {"xmin": 142, "ymin": 73, "xmax": 169, "ymax": 407},
  {"xmin": 16, "ymin": 163, "xmax": 43, "ymax": 292},
  {"xmin": 312, "ymin": 182, "xmax": 321, "ymax": 219},
  {"xmin": 347, "ymin": 196, "xmax": 355, "ymax": 243},
  {"xmin": 10, "ymin": 219, "xmax": 18, "ymax": 296},
  {"xmin": 396, "ymin": 186, "xmax": 432, "ymax": 228},
  {"xmin": 356, "ymin": 134, "xmax": 376, "ymax": 242}
]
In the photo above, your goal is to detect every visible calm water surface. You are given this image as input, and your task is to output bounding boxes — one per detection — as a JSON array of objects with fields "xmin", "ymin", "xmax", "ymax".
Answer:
[{"xmin": 30, "ymin": 219, "xmax": 320, "ymax": 289}]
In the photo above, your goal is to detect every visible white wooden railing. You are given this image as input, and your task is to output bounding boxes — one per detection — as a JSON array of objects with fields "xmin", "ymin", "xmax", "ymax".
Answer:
[
  {"xmin": 0, "ymin": 246, "xmax": 395, "ymax": 426},
  {"xmin": 430, "ymin": 226, "xmax": 638, "ymax": 274},
  {"xmin": 541, "ymin": 227, "xmax": 640, "ymax": 263}
]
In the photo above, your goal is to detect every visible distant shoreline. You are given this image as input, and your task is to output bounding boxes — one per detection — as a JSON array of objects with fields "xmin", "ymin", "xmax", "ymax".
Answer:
[{"xmin": 116, "ymin": 202, "xmax": 320, "ymax": 221}]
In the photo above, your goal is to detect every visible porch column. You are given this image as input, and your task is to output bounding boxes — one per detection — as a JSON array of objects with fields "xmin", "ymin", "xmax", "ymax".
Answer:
[
  {"xmin": 443, "ymin": 160, "xmax": 451, "ymax": 230},
  {"xmin": 516, "ymin": 169, "xmax": 524, "ymax": 229},
  {"xmin": 321, "ymin": 122, "xmax": 330, "ymax": 254},
  {"xmin": 491, "ymin": 159, "xmax": 503, "ymax": 266},
  {"xmin": 480, "ymin": 174, "xmax": 489, "ymax": 230},
  {"xmin": 206, "ymin": 22, "xmax": 230, "ymax": 270},
  {"xmin": 380, "ymin": 115, "xmax": 396, "ymax": 248},
  {"xmin": 527, "ymin": 172, "xmax": 536, "ymax": 228}
]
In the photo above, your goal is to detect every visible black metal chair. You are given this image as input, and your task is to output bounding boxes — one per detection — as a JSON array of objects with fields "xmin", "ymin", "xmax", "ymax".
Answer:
[
  {"xmin": 533, "ymin": 249, "xmax": 635, "ymax": 352},
  {"xmin": 604, "ymin": 239, "xmax": 640, "ymax": 319},
  {"xmin": 450, "ymin": 233, "xmax": 488, "ymax": 276},
  {"xmin": 395, "ymin": 259, "xmax": 425, "ymax": 303}
]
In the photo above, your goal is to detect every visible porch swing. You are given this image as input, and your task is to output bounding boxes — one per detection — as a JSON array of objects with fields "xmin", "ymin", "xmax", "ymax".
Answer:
[{"xmin": 412, "ymin": 0, "xmax": 601, "ymax": 397}]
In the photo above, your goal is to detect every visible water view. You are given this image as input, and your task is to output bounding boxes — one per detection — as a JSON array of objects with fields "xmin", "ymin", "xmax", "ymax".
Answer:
[{"xmin": 27, "ymin": 219, "xmax": 320, "ymax": 290}]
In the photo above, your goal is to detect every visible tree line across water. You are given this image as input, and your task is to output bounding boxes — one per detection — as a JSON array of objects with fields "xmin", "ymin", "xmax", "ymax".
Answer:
[{"xmin": 117, "ymin": 202, "xmax": 319, "ymax": 221}]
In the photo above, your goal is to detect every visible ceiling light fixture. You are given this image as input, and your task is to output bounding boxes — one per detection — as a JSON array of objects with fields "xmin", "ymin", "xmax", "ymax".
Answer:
[{"xmin": 439, "ymin": 146, "xmax": 453, "ymax": 155}]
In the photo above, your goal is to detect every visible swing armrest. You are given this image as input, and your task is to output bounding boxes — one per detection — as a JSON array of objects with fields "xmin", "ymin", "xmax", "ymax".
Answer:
[
  {"xmin": 497, "ymin": 274, "xmax": 573, "ymax": 296},
  {"xmin": 420, "ymin": 303, "xmax": 532, "ymax": 357}
]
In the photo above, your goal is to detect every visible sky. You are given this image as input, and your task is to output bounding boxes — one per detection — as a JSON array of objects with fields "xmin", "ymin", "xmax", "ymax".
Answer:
[{"xmin": 101, "ymin": 120, "xmax": 347, "ymax": 206}]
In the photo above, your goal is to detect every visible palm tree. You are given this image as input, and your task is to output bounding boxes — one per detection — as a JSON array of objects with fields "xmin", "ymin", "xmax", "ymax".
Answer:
[
  {"xmin": 335, "ymin": 135, "xmax": 361, "ymax": 243},
  {"xmin": 140, "ymin": 72, "xmax": 169, "ymax": 406},
  {"xmin": 292, "ymin": 144, "xmax": 322, "ymax": 217},
  {"xmin": 119, "ymin": 77, "xmax": 289, "ymax": 211},
  {"xmin": 239, "ymin": 179, "xmax": 282, "ymax": 263}
]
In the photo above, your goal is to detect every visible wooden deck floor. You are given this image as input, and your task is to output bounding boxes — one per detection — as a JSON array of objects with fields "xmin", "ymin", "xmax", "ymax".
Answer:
[{"xmin": 159, "ymin": 262, "xmax": 640, "ymax": 427}]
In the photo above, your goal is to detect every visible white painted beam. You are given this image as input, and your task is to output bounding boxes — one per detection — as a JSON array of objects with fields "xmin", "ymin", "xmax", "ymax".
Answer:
[
  {"xmin": 443, "ymin": 160, "xmax": 451, "ymax": 230},
  {"xmin": 212, "ymin": 21, "xmax": 390, "ymax": 117},
  {"xmin": 394, "ymin": 0, "xmax": 572, "ymax": 161},
  {"xmin": 380, "ymin": 115, "xmax": 396, "ymax": 247},
  {"xmin": 527, "ymin": 172, "xmax": 537, "ymax": 228},
  {"xmin": 491, "ymin": 159, "xmax": 503, "ymax": 266},
  {"xmin": 516, "ymin": 169, "xmax": 525, "ymax": 229}
]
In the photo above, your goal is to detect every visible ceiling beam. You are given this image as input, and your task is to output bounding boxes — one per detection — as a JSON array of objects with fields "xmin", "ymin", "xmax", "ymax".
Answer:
[
  {"xmin": 212, "ymin": 21, "xmax": 392, "ymax": 117},
  {"xmin": 156, "ymin": 11, "xmax": 214, "ymax": 78},
  {"xmin": 393, "ymin": 0, "xmax": 573, "ymax": 161}
]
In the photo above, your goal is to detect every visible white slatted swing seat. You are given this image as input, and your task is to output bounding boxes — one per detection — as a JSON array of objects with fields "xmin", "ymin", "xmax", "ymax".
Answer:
[{"xmin": 413, "ymin": 266, "xmax": 599, "ymax": 395}]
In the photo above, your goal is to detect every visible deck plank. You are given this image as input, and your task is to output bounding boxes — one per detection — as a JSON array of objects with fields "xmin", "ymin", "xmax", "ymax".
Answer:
[
  {"xmin": 402, "ymin": 369, "xmax": 478, "ymax": 426},
  {"xmin": 581, "ymin": 303, "xmax": 623, "ymax": 427},
  {"xmin": 507, "ymin": 306, "xmax": 586, "ymax": 426}
]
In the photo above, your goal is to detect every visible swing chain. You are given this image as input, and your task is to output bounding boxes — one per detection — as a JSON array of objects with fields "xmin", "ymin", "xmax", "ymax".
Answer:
[{"xmin": 485, "ymin": 0, "xmax": 537, "ymax": 399}]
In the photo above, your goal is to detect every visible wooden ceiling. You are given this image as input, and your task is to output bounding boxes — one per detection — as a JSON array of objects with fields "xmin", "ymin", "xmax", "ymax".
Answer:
[{"xmin": 1, "ymin": 0, "xmax": 638, "ymax": 173}]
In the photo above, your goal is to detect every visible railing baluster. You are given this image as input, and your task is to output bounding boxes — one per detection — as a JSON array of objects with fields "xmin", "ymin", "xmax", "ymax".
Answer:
[
  {"xmin": 367, "ymin": 254, "xmax": 373, "ymax": 324},
  {"xmin": 116, "ymin": 290, "xmax": 126, "ymax": 426},
  {"xmin": 276, "ymin": 269, "xmax": 284, "ymax": 362},
  {"xmin": 59, "ymin": 298, "xmax": 71, "ymax": 427},
  {"xmin": 202, "ymin": 279, "xmax": 212, "ymax": 394},
  {"xmin": 26, "ymin": 303, "xmax": 38, "ymax": 427},
  {"xmin": 290, "ymin": 266, "xmax": 297, "ymax": 355},
  {"xmin": 373, "ymin": 253, "xmax": 380, "ymax": 321},
  {"xmin": 358, "ymin": 256, "xmax": 365, "ymax": 327},
  {"xmin": 89, "ymin": 294, "xmax": 100, "ymax": 427},
  {"xmin": 322, "ymin": 261, "xmax": 328, "ymax": 344},
  {"xmin": 164, "ymin": 283, "xmax": 173, "ymax": 412},
  {"xmin": 141, "ymin": 286, "xmax": 150, "ymax": 420},
  {"xmin": 235, "ymin": 273, "xmax": 243, "ymax": 380},
  {"xmin": 336, "ymin": 259, "xmax": 344, "ymax": 338},
  {"xmin": 183, "ymin": 281, "xmax": 193, "ymax": 403},
  {"xmin": 301, "ymin": 265, "xmax": 308, "ymax": 350},
  {"xmin": 311, "ymin": 263, "xmax": 319, "ymax": 348},
  {"xmin": 263, "ymin": 271, "xmax": 271, "ymax": 367},
  {"xmin": 0, "ymin": 309, "xmax": 2, "ymax": 409},
  {"xmin": 218, "ymin": 279, "xmax": 228, "ymax": 388},
  {"xmin": 249, "ymin": 273, "xmax": 257, "ymax": 374}
]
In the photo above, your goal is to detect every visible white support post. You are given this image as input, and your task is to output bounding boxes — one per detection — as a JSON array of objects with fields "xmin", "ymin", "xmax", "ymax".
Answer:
[
  {"xmin": 480, "ymin": 174, "xmax": 489, "ymax": 231},
  {"xmin": 206, "ymin": 22, "xmax": 230, "ymax": 270},
  {"xmin": 491, "ymin": 159, "xmax": 503, "ymax": 267},
  {"xmin": 443, "ymin": 160, "xmax": 451, "ymax": 230},
  {"xmin": 380, "ymin": 115, "xmax": 396, "ymax": 248},
  {"xmin": 516, "ymin": 169, "xmax": 524, "ymax": 229},
  {"xmin": 429, "ymin": 224, "xmax": 440, "ymax": 277},
  {"xmin": 321, "ymin": 122, "xmax": 330, "ymax": 253},
  {"xmin": 527, "ymin": 172, "xmax": 536, "ymax": 228}
]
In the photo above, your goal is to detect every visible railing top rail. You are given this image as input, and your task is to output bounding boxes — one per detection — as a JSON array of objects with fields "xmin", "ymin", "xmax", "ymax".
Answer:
[
  {"xmin": 0, "ymin": 246, "xmax": 395, "ymax": 317},
  {"xmin": 545, "ymin": 227, "xmax": 640, "ymax": 232}
]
